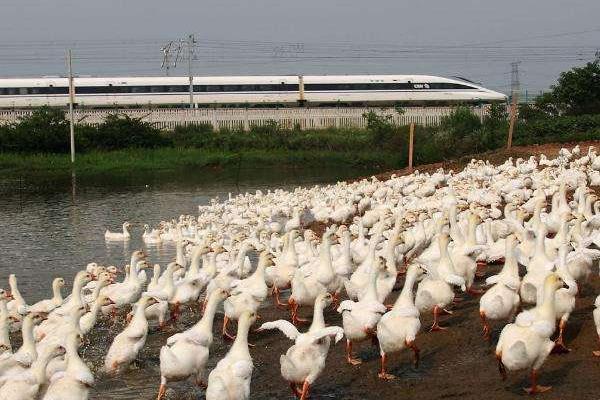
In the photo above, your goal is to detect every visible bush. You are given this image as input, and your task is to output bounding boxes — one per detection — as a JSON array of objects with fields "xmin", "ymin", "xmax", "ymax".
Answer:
[
  {"xmin": 0, "ymin": 107, "xmax": 70, "ymax": 152},
  {"xmin": 78, "ymin": 114, "xmax": 171, "ymax": 151}
]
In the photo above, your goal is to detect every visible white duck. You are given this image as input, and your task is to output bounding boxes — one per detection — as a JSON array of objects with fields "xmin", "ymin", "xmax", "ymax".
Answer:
[
  {"xmin": 157, "ymin": 288, "xmax": 229, "ymax": 400},
  {"xmin": 337, "ymin": 256, "xmax": 387, "ymax": 365},
  {"xmin": 142, "ymin": 224, "xmax": 162, "ymax": 245},
  {"xmin": 79, "ymin": 295, "xmax": 114, "ymax": 336},
  {"xmin": 104, "ymin": 222, "xmax": 132, "ymax": 241},
  {"xmin": 104, "ymin": 296, "xmax": 158, "ymax": 374},
  {"xmin": 479, "ymin": 235, "xmax": 521, "ymax": 340},
  {"xmin": 593, "ymin": 294, "xmax": 600, "ymax": 357},
  {"xmin": 376, "ymin": 263, "xmax": 425, "ymax": 380},
  {"xmin": 0, "ymin": 344, "xmax": 64, "ymax": 400},
  {"xmin": 415, "ymin": 232, "xmax": 466, "ymax": 331},
  {"xmin": 520, "ymin": 225, "xmax": 554, "ymax": 305},
  {"xmin": 0, "ymin": 300, "xmax": 11, "ymax": 355},
  {"xmin": 266, "ymin": 231, "xmax": 300, "ymax": 307},
  {"xmin": 495, "ymin": 274, "xmax": 565, "ymax": 394},
  {"xmin": 205, "ymin": 311, "xmax": 256, "ymax": 400},
  {"xmin": 28, "ymin": 278, "xmax": 65, "ymax": 314},
  {"xmin": 551, "ymin": 243, "xmax": 578, "ymax": 353},
  {"xmin": 42, "ymin": 333, "xmax": 94, "ymax": 400},
  {"xmin": 0, "ymin": 313, "xmax": 41, "ymax": 376},
  {"xmin": 6, "ymin": 274, "xmax": 29, "ymax": 331},
  {"xmin": 222, "ymin": 252, "xmax": 274, "ymax": 340},
  {"xmin": 256, "ymin": 293, "xmax": 344, "ymax": 400}
]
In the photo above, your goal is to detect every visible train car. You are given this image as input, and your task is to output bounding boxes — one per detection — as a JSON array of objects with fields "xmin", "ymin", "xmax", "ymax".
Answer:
[{"xmin": 0, "ymin": 74, "xmax": 506, "ymax": 108}]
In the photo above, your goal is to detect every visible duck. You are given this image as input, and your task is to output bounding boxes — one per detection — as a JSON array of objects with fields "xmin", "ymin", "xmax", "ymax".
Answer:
[
  {"xmin": 6, "ymin": 274, "xmax": 29, "ymax": 331},
  {"xmin": 520, "ymin": 225, "xmax": 554, "ymax": 305},
  {"xmin": 157, "ymin": 288, "xmax": 229, "ymax": 400},
  {"xmin": 551, "ymin": 243, "xmax": 578, "ymax": 353},
  {"xmin": 256, "ymin": 293, "xmax": 344, "ymax": 400},
  {"xmin": 415, "ymin": 232, "xmax": 466, "ymax": 331},
  {"xmin": 345, "ymin": 224, "xmax": 384, "ymax": 301},
  {"xmin": 79, "ymin": 295, "xmax": 114, "ymax": 336},
  {"xmin": 337, "ymin": 256, "xmax": 387, "ymax": 365},
  {"xmin": 104, "ymin": 222, "xmax": 132, "ymax": 241},
  {"xmin": 143, "ymin": 262, "xmax": 183, "ymax": 327},
  {"xmin": 142, "ymin": 224, "xmax": 163, "ymax": 245},
  {"xmin": 0, "ymin": 313, "xmax": 42, "ymax": 376},
  {"xmin": 0, "ymin": 344, "xmax": 65, "ymax": 400},
  {"xmin": 495, "ymin": 274, "xmax": 565, "ymax": 394},
  {"xmin": 223, "ymin": 252, "xmax": 275, "ymax": 340},
  {"xmin": 205, "ymin": 311, "xmax": 256, "ymax": 400},
  {"xmin": 267, "ymin": 231, "xmax": 300, "ymax": 307},
  {"xmin": 104, "ymin": 295, "xmax": 158, "ymax": 374},
  {"xmin": 205, "ymin": 242, "xmax": 255, "ymax": 299},
  {"xmin": 376, "ymin": 263, "xmax": 425, "ymax": 380},
  {"xmin": 0, "ymin": 299, "xmax": 11, "ymax": 355},
  {"xmin": 28, "ymin": 278, "xmax": 65, "ymax": 314},
  {"xmin": 101, "ymin": 259, "xmax": 148, "ymax": 315},
  {"xmin": 479, "ymin": 235, "xmax": 521, "ymax": 340},
  {"xmin": 593, "ymin": 294, "xmax": 600, "ymax": 357},
  {"xmin": 42, "ymin": 333, "xmax": 94, "ymax": 400}
]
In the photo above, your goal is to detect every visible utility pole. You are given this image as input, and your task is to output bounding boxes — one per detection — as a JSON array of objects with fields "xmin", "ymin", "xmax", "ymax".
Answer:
[
  {"xmin": 67, "ymin": 49, "xmax": 75, "ymax": 163},
  {"xmin": 507, "ymin": 61, "xmax": 520, "ymax": 150},
  {"xmin": 188, "ymin": 34, "xmax": 195, "ymax": 109}
]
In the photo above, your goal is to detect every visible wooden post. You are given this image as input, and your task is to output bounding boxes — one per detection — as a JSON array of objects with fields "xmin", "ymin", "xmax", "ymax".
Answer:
[
  {"xmin": 408, "ymin": 122, "xmax": 415, "ymax": 171},
  {"xmin": 507, "ymin": 95, "xmax": 518, "ymax": 149},
  {"xmin": 67, "ymin": 49, "xmax": 75, "ymax": 163}
]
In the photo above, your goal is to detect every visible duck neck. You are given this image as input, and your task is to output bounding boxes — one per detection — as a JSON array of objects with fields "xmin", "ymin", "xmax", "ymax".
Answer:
[
  {"xmin": 21, "ymin": 317, "xmax": 36, "ymax": 356},
  {"xmin": 231, "ymin": 315, "xmax": 252, "ymax": 357},
  {"xmin": 309, "ymin": 300, "xmax": 326, "ymax": 331},
  {"xmin": 189, "ymin": 248, "xmax": 203, "ymax": 276},
  {"xmin": 196, "ymin": 293, "xmax": 221, "ymax": 333},
  {"xmin": 52, "ymin": 281, "xmax": 63, "ymax": 303},
  {"xmin": 503, "ymin": 240, "xmax": 519, "ymax": 278},
  {"xmin": 9, "ymin": 279, "xmax": 24, "ymax": 304},
  {"xmin": 539, "ymin": 282, "xmax": 557, "ymax": 320},
  {"xmin": 236, "ymin": 246, "xmax": 249, "ymax": 276},
  {"xmin": 393, "ymin": 268, "xmax": 417, "ymax": 309},
  {"xmin": 364, "ymin": 266, "xmax": 380, "ymax": 302},
  {"xmin": 204, "ymin": 253, "xmax": 218, "ymax": 277},
  {"xmin": 466, "ymin": 218, "xmax": 477, "ymax": 246},
  {"xmin": 90, "ymin": 280, "xmax": 107, "ymax": 302},
  {"xmin": 32, "ymin": 350, "xmax": 55, "ymax": 384}
]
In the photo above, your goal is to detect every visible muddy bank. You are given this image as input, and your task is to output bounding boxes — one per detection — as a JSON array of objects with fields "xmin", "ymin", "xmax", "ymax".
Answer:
[{"xmin": 14, "ymin": 259, "xmax": 593, "ymax": 400}]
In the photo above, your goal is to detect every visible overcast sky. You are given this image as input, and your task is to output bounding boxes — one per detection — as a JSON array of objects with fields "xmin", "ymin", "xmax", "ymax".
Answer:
[{"xmin": 1, "ymin": 0, "xmax": 599, "ymax": 93}]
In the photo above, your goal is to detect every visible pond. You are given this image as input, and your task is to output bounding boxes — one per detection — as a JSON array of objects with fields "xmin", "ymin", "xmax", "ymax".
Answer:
[{"xmin": 0, "ymin": 166, "xmax": 372, "ymax": 399}]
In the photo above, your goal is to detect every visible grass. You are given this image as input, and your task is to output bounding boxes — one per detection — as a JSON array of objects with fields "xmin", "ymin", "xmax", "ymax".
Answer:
[{"xmin": 0, "ymin": 148, "xmax": 404, "ymax": 176}]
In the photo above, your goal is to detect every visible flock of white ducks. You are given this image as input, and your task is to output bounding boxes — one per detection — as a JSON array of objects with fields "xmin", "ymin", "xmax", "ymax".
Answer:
[{"xmin": 5, "ymin": 144, "xmax": 600, "ymax": 399}]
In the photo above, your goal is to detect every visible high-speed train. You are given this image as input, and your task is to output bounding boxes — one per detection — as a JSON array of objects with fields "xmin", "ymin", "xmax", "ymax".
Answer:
[{"xmin": 0, "ymin": 75, "xmax": 506, "ymax": 108}]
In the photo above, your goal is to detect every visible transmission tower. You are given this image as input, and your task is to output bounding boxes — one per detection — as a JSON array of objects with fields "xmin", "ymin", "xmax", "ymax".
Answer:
[{"xmin": 510, "ymin": 61, "xmax": 521, "ymax": 102}]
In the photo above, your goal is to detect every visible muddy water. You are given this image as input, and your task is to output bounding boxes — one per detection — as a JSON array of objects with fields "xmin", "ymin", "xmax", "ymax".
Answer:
[{"xmin": 0, "ymin": 167, "xmax": 369, "ymax": 399}]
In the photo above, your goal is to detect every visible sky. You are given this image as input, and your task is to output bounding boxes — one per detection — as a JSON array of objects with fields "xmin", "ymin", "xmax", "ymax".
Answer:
[{"xmin": 1, "ymin": 0, "xmax": 599, "ymax": 94}]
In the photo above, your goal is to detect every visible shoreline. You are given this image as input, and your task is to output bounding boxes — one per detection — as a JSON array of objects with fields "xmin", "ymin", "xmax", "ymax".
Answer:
[{"xmin": 0, "ymin": 148, "xmax": 402, "ymax": 177}]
